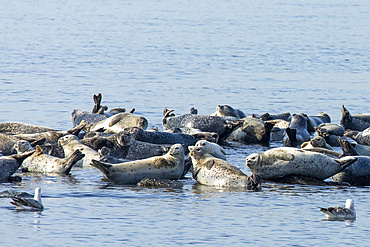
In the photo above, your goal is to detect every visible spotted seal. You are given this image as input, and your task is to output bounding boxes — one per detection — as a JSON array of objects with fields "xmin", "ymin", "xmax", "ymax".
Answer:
[
  {"xmin": 14, "ymin": 141, "xmax": 84, "ymax": 174},
  {"xmin": 162, "ymin": 108, "xmax": 241, "ymax": 141},
  {"xmin": 268, "ymin": 119, "xmax": 290, "ymax": 142},
  {"xmin": 85, "ymin": 112, "xmax": 148, "ymax": 133},
  {"xmin": 81, "ymin": 130, "xmax": 171, "ymax": 160},
  {"xmin": 166, "ymin": 127, "xmax": 219, "ymax": 143},
  {"xmin": 344, "ymin": 127, "xmax": 370, "ymax": 146},
  {"xmin": 90, "ymin": 144, "xmax": 185, "ymax": 185},
  {"xmin": 71, "ymin": 109, "xmax": 108, "ymax": 126},
  {"xmin": 340, "ymin": 105, "xmax": 370, "ymax": 131},
  {"xmin": 0, "ymin": 150, "xmax": 35, "ymax": 182},
  {"xmin": 211, "ymin": 105, "xmax": 246, "ymax": 119},
  {"xmin": 0, "ymin": 122, "xmax": 55, "ymax": 135},
  {"xmin": 225, "ymin": 117, "xmax": 274, "ymax": 145},
  {"xmin": 58, "ymin": 135, "xmax": 100, "ymax": 168},
  {"xmin": 246, "ymin": 147, "xmax": 357, "ymax": 181},
  {"xmin": 283, "ymin": 114, "xmax": 310, "ymax": 147},
  {"xmin": 195, "ymin": 140, "xmax": 226, "ymax": 160},
  {"xmin": 188, "ymin": 146, "xmax": 261, "ymax": 189}
]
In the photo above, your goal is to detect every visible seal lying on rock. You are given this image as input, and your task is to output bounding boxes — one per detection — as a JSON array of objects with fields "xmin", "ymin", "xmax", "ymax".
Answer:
[
  {"xmin": 301, "ymin": 136, "xmax": 333, "ymax": 150},
  {"xmin": 59, "ymin": 135, "xmax": 101, "ymax": 168},
  {"xmin": 90, "ymin": 144, "xmax": 185, "ymax": 185},
  {"xmin": 188, "ymin": 146, "xmax": 261, "ymax": 189},
  {"xmin": 314, "ymin": 123, "xmax": 345, "ymax": 147},
  {"xmin": 0, "ymin": 150, "xmax": 35, "ymax": 182},
  {"xmin": 162, "ymin": 108, "xmax": 241, "ymax": 141},
  {"xmin": 258, "ymin": 112, "xmax": 291, "ymax": 122},
  {"xmin": 195, "ymin": 140, "xmax": 226, "ymax": 160},
  {"xmin": 344, "ymin": 127, "xmax": 370, "ymax": 146},
  {"xmin": 268, "ymin": 119, "xmax": 290, "ymax": 142},
  {"xmin": 72, "ymin": 109, "xmax": 108, "ymax": 126},
  {"xmin": 283, "ymin": 114, "xmax": 310, "ymax": 147},
  {"xmin": 246, "ymin": 147, "xmax": 357, "ymax": 181},
  {"xmin": 225, "ymin": 118, "xmax": 274, "ymax": 145},
  {"xmin": 85, "ymin": 112, "xmax": 148, "ymax": 133},
  {"xmin": 126, "ymin": 127, "xmax": 196, "ymax": 154},
  {"xmin": 211, "ymin": 105, "xmax": 246, "ymax": 119},
  {"xmin": 341, "ymin": 105, "xmax": 370, "ymax": 131},
  {"xmin": 0, "ymin": 122, "xmax": 55, "ymax": 135},
  {"xmin": 166, "ymin": 127, "xmax": 219, "ymax": 143},
  {"xmin": 14, "ymin": 141, "xmax": 84, "ymax": 174},
  {"xmin": 300, "ymin": 112, "xmax": 331, "ymax": 133}
]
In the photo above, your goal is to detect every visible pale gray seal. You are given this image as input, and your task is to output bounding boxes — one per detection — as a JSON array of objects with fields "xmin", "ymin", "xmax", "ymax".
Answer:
[
  {"xmin": 268, "ymin": 119, "xmax": 290, "ymax": 142},
  {"xmin": 58, "ymin": 135, "xmax": 100, "ymax": 168},
  {"xmin": 162, "ymin": 108, "xmax": 241, "ymax": 141},
  {"xmin": 72, "ymin": 109, "xmax": 108, "ymax": 126},
  {"xmin": 341, "ymin": 105, "xmax": 370, "ymax": 131},
  {"xmin": 14, "ymin": 141, "xmax": 84, "ymax": 174},
  {"xmin": 166, "ymin": 127, "xmax": 219, "ymax": 143},
  {"xmin": 211, "ymin": 105, "xmax": 246, "ymax": 119},
  {"xmin": 188, "ymin": 146, "xmax": 261, "ymax": 189},
  {"xmin": 320, "ymin": 199, "xmax": 355, "ymax": 220},
  {"xmin": 246, "ymin": 147, "xmax": 357, "ymax": 181},
  {"xmin": 344, "ymin": 127, "xmax": 370, "ymax": 146},
  {"xmin": 85, "ymin": 112, "xmax": 148, "ymax": 133},
  {"xmin": 0, "ymin": 150, "xmax": 35, "ymax": 182},
  {"xmin": 225, "ymin": 117, "xmax": 274, "ymax": 145},
  {"xmin": 90, "ymin": 144, "xmax": 185, "ymax": 185},
  {"xmin": 10, "ymin": 187, "xmax": 43, "ymax": 211},
  {"xmin": 283, "ymin": 114, "xmax": 310, "ymax": 147},
  {"xmin": 195, "ymin": 140, "xmax": 226, "ymax": 160}
]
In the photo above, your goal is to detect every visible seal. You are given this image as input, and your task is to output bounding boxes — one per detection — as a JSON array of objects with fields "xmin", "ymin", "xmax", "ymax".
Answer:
[
  {"xmin": 81, "ymin": 130, "xmax": 171, "ymax": 160},
  {"xmin": 300, "ymin": 112, "xmax": 331, "ymax": 133},
  {"xmin": 90, "ymin": 144, "xmax": 185, "ymax": 185},
  {"xmin": 301, "ymin": 136, "xmax": 333, "ymax": 150},
  {"xmin": 162, "ymin": 108, "xmax": 241, "ymax": 141},
  {"xmin": 268, "ymin": 119, "xmax": 290, "ymax": 142},
  {"xmin": 85, "ymin": 112, "xmax": 148, "ymax": 133},
  {"xmin": 71, "ymin": 109, "xmax": 108, "ymax": 126},
  {"xmin": 246, "ymin": 147, "xmax": 357, "ymax": 181},
  {"xmin": 320, "ymin": 199, "xmax": 356, "ymax": 220},
  {"xmin": 0, "ymin": 150, "xmax": 35, "ymax": 182},
  {"xmin": 0, "ymin": 122, "xmax": 55, "ymax": 135},
  {"xmin": 344, "ymin": 127, "xmax": 370, "ymax": 146},
  {"xmin": 211, "ymin": 105, "xmax": 246, "ymax": 119},
  {"xmin": 166, "ymin": 127, "xmax": 219, "ymax": 143},
  {"xmin": 195, "ymin": 140, "xmax": 226, "ymax": 160},
  {"xmin": 314, "ymin": 123, "xmax": 345, "ymax": 147},
  {"xmin": 58, "ymin": 134, "xmax": 101, "ymax": 168},
  {"xmin": 283, "ymin": 114, "xmax": 310, "ymax": 147},
  {"xmin": 14, "ymin": 141, "xmax": 84, "ymax": 174},
  {"xmin": 340, "ymin": 105, "xmax": 370, "ymax": 131},
  {"xmin": 126, "ymin": 127, "xmax": 196, "ymax": 154},
  {"xmin": 258, "ymin": 112, "xmax": 291, "ymax": 122},
  {"xmin": 225, "ymin": 117, "xmax": 274, "ymax": 145},
  {"xmin": 188, "ymin": 146, "xmax": 261, "ymax": 189},
  {"xmin": 332, "ymin": 155, "xmax": 370, "ymax": 186}
]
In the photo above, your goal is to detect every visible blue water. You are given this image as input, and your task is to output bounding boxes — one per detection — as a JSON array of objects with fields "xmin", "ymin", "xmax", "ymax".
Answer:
[{"xmin": 1, "ymin": 0, "xmax": 370, "ymax": 246}]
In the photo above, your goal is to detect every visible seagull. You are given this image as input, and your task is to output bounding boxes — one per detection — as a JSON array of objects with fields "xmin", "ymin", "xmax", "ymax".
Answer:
[
  {"xmin": 10, "ymin": 187, "xmax": 44, "ymax": 211},
  {"xmin": 320, "ymin": 199, "xmax": 356, "ymax": 220}
]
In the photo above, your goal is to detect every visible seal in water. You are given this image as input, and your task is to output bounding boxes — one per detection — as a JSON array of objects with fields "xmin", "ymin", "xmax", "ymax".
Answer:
[
  {"xmin": 90, "ymin": 144, "xmax": 185, "ymax": 185},
  {"xmin": 340, "ymin": 105, "xmax": 370, "ymax": 131},
  {"xmin": 283, "ymin": 114, "xmax": 310, "ymax": 147},
  {"xmin": 246, "ymin": 147, "xmax": 357, "ymax": 181},
  {"xmin": 14, "ymin": 141, "xmax": 84, "ymax": 174},
  {"xmin": 0, "ymin": 150, "xmax": 35, "ymax": 182},
  {"xmin": 195, "ymin": 140, "xmax": 226, "ymax": 160},
  {"xmin": 58, "ymin": 135, "xmax": 100, "ymax": 168},
  {"xmin": 188, "ymin": 146, "xmax": 261, "ymax": 189},
  {"xmin": 211, "ymin": 105, "xmax": 246, "ymax": 119},
  {"xmin": 225, "ymin": 117, "xmax": 274, "ymax": 145},
  {"xmin": 85, "ymin": 112, "xmax": 148, "ymax": 133}
]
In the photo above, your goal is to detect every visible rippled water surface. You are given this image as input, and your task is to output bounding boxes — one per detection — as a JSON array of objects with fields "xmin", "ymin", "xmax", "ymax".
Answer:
[{"xmin": 1, "ymin": 0, "xmax": 370, "ymax": 246}]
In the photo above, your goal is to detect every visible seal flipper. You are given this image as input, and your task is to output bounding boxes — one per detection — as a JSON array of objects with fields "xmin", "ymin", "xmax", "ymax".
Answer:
[
  {"xmin": 63, "ymin": 149, "xmax": 85, "ymax": 174},
  {"xmin": 285, "ymin": 127, "xmax": 297, "ymax": 146},
  {"xmin": 108, "ymin": 114, "xmax": 123, "ymax": 127},
  {"xmin": 92, "ymin": 93, "xmax": 102, "ymax": 113},
  {"xmin": 90, "ymin": 159, "xmax": 113, "ymax": 178},
  {"xmin": 334, "ymin": 156, "xmax": 357, "ymax": 172}
]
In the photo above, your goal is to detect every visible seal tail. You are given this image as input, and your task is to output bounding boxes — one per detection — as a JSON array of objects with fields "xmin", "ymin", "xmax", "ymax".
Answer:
[
  {"xmin": 63, "ymin": 149, "xmax": 85, "ymax": 174},
  {"xmin": 247, "ymin": 174, "xmax": 262, "ymax": 191},
  {"xmin": 92, "ymin": 93, "xmax": 102, "ymax": 113},
  {"xmin": 90, "ymin": 159, "xmax": 113, "ymax": 178},
  {"xmin": 67, "ymin": 120, "xmax": 87, "ymax": 136},
  {"xmin": 285, "ymin": 127, "xmax": 297, "ymax": 146}
]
